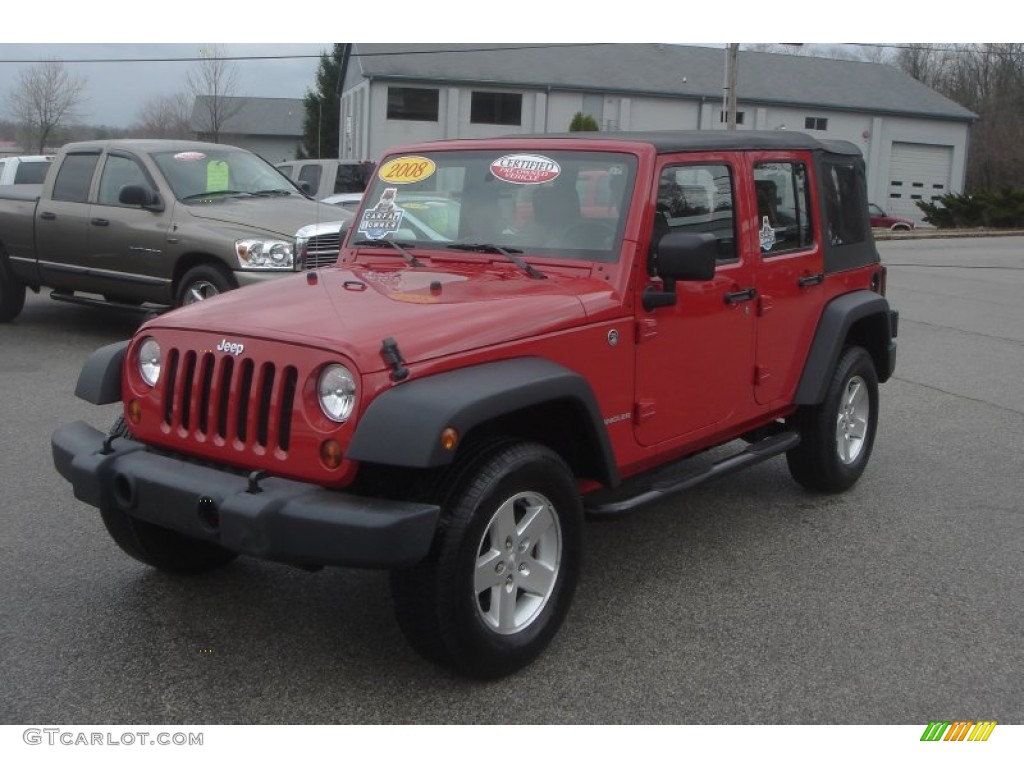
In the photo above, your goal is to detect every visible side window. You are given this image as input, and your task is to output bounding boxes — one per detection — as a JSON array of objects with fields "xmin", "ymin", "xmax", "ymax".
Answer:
[
  {"xmin": 97, "ymin": 155, "xmax": 149, "ymax": 206},
  {"xmin": 51, "ymin": 154, "xmax": 100, "ymax": 202},
  {"xmin": 656, "ymin": 163, "xmax": 736, "ymax": 262},
  {"xmin": 298, "ymin": 164, "xmax": 322, "ymax": 194},
  {"xmin": 753, "ymin": 162, "xmax": 813, "ymax": 255},
  {"xmin": 822, "ymin": 162, "xmax": 868, "ymax": 246}
]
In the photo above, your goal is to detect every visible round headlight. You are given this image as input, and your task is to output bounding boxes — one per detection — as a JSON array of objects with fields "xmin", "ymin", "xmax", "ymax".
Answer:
[
  {"xmin": 138, "ymin": 337, "xmax": 161, "ymax": 387},
  {"xmin": 317, "ymin": 364, "xmax": 356, "ymax": 423}
]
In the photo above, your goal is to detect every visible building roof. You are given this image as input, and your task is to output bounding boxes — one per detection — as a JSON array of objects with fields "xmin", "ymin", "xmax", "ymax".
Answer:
[
  {"xmin": 351, "ymin": 43, "xmax": 977, "ymax": 123},
  {"xmin": 190, "ymin": 96, "xmax": 305, "ymax": 137}
]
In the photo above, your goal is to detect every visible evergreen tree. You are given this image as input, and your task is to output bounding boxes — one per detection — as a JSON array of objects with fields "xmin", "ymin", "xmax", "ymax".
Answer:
[
  {"xmin": 298, "ymin": 44, "xmax": 345, "ymax": 159},
  {"xmin": 569, "ymin": 112, "xmax": 600, "ymax": 132}
]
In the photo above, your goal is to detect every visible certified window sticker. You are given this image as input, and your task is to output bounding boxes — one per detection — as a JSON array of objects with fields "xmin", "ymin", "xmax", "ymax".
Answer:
[
  {"xmin": 490, "ymin": 154, "xmax": 561, "ymax": 184},
  {"xmin": 358, "ymin": 188, "xmax": 404, "ymax": 240}
]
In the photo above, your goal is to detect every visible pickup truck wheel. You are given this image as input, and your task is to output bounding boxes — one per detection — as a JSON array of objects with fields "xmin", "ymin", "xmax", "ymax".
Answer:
[
  {"xmin": 390, "ymin": 440, "xmax": 583, "ymax": 678},
  {"xmin": 176, "ymin": 264, "xmax": 235, "ymax": 307},
  {"xmin": 0, "ymin": 250, "xmax": 27, "ymax": 322},
  {"xmin": 98, "ymin": 417, "xmax": 238, "ymax": 574},
  {"xmin": 787, "ymin": 346, "xmax": 879, "ymax": 493}
]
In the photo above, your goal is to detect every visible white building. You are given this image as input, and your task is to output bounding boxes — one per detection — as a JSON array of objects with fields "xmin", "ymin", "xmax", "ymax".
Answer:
[{"xmin": 340, "ymin": 44, "xmax": 977, "ymax": 224}]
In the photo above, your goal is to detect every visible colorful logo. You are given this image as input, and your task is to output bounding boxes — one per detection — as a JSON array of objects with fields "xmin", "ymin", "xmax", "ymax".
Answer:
[
  {"xmin": 920, "ymin": 721, "xmax": 997, "ymax": 742},
  {"xmin": 490, "ymin": 154, "xmax": 561, "ymax": 184},
  {"xmin": 378, "ymin": 156, "xmax": 436, "ymax": 184},
  {"xmin": 358, "ymin": 188, "xmax": 404, "ymax": 240}
]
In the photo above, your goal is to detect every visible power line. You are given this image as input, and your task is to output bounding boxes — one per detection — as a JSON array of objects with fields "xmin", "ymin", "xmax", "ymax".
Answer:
[{"xmin": 0, "ymin": 43, "xmax": 611, "ymax": 66}]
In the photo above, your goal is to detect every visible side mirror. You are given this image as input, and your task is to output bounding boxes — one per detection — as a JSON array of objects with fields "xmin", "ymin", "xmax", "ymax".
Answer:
[
  {"xmin": 298, "ymin": 180, "xmax": 313, "ymax": 194},
  {"xmin": 119, "ymin": 184, "xmax": 163, "ymax": 210},
  {"xmin": 643, "ymin": 231, "xmax": 717, "ymax": 310}
]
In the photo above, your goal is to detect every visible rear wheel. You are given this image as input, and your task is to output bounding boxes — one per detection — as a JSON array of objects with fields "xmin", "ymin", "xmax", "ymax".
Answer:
[
  {"xmin": 787, "ymin": 346, "xmax": 879, "ymax": 492},
  {"xmin": 0, "ymin": 248, "xmax": 26, "ymax": 322},
  {"xmin": 99, "ymin": 417, "xmax": 238, "ymax": 574},
  {"xmin": 390, "ymin": 439, "xmax": 583, "ymax": 678}
]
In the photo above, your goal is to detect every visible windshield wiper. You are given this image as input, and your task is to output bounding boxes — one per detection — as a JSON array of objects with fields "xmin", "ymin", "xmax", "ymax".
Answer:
[
  {"xmin": 352, "ymin": 238, "xmax": 425, "ymax": 268},
  {"xmin": 250, "ymin": 188, "xmax": 296, "ymax": 197},
  {"xmin": 180, "ymin": 189, "xmax": 249, "ymax": 201},
  {"xmin": 446, "ymin": 243, "xmax": 546, "ymax": 280}
]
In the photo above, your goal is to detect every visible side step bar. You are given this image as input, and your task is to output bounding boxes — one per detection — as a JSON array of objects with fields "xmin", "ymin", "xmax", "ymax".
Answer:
[
  {"xmin": 50, "ymin": 290, "xmax": 166, "ymax": 315},
  {"xmin": 585, "ymin": 431, "xmax": 800, "ymax": 517}
]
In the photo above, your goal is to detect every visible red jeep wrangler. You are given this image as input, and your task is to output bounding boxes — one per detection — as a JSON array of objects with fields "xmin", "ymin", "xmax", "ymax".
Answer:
[{"xmin": 53, "ymin": 131, "xmax": 898, "ymax": 678}]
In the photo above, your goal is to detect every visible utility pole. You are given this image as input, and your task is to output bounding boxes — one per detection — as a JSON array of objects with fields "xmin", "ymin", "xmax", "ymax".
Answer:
[{"xmin": 725, "ymin": 43, "xmax": 740, "ymax": 130}]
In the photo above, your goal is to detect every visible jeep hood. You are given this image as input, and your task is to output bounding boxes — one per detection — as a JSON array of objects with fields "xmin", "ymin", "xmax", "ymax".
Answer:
[
  {"xmin": 180, "ymin": 196, "xmax": 351, "ymax": 238},
  {"xmin": 150, "ymin": 264, "xmax": 610, "ymax": 373}
]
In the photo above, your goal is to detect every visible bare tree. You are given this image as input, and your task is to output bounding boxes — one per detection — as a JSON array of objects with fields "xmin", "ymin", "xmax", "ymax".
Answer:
[
  {"xmin": 185, "ymin": 45, "xmax": 242, "ymax": 143},
  {"xmin": 133, "ymin": 93, "xmax": 194, "ymax": 139},
  {"xmin": 8, "ymin": 60, "xmax": 87, "ymax": 152}
]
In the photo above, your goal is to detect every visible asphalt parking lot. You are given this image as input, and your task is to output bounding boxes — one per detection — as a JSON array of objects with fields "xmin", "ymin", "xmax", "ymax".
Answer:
[{"xmin": 1, "ymin": 236, "xmax": 1021, "ymax": 724}]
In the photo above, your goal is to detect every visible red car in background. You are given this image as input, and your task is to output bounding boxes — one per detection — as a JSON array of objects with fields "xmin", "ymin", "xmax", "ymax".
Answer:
[{"xmin": 870, "ymin": 203, "xmax": 915, "ymax": 230}]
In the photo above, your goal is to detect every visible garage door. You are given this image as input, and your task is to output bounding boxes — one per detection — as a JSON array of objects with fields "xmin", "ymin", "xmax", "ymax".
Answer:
[{"xmin": 887, "ymin": 142, "xmax": 953, "ymax": 223}]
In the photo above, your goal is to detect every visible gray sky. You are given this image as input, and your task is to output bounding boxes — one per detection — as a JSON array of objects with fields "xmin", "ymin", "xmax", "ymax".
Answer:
[{"xmin": 0, "ymin": 44, "xmax": 331, "ymax": 128}]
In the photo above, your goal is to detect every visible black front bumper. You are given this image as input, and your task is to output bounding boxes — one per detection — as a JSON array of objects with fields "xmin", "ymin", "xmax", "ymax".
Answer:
[{"xmin": 52, "ymin": 421, "xmax": 440, "ymax": 569}]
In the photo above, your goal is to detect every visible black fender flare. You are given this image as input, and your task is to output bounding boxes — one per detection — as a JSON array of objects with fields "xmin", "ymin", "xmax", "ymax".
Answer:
[
  {"xmin": 348, "ymin": 357, "xmax": 620, "ymax": 487},
  {"xmin": 75, "ymin": 340, "xmax": 128, "ymax": 405},
  {"xmin": 795, "ymin": 290, "xmax": 897, "ymax": 405}
]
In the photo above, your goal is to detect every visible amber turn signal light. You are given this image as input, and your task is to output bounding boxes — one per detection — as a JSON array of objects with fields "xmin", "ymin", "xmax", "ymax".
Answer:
[
  {"xmin": 127, "ymin": 399, "xmax": 142, "ymax": 425},
  {"xmin": 440, "ymin": 428, "xmax": 459, "ymax": 451},
  {"xmin": 320, "ymin": 439, "xmax": 343, "ymax": 469}
]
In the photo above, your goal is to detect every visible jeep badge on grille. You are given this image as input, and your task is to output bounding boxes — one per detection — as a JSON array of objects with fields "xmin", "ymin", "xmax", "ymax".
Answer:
[{"xmin": 216, "ymin": 339, "xmax": 245, "ymax": 356}]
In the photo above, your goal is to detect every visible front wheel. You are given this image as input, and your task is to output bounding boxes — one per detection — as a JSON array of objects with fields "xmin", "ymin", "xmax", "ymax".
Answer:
[
  {"xmin": 390, "ymin": 440, "xmax": 583, "ymax": 678},
  {"xmin": 175, "ymin": 264, "xmax": 236, "ymax": 307},
  {"xmin": 786, "ymin": 346, "xmax": 879, "ymax": 493}
]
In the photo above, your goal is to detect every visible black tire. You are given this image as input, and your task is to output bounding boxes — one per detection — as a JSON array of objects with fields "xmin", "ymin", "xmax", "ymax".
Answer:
[
  {"xmin": 175, "ymin": 264, "xmax": 236, "ymax": 307},
  {"xmin": 99, "ymin": 417, "xmax": 238, "ymax": 574},
  {"xmin": 786, "ymin": 346, "xmax": 879, "ymax": 493},
  {"xmin": 390, "ymin": 440, "xmax": 583, "ymax": 678},
  {"xmin": 0, "ymin": 248, "xmax": 26, "ymax": 323}
]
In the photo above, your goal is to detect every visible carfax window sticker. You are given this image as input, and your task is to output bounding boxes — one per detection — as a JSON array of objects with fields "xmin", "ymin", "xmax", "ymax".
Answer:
[
  {"xmin": 358, "ymin": 188, "xmax": 405, "ymax": 240},
  {"xmin": 490, "ymin": 154, "xmax": 561, "ymax": 184},
  {"xmin": 377, "ymin": 156, "xmax": 436, "ymax": 185}
]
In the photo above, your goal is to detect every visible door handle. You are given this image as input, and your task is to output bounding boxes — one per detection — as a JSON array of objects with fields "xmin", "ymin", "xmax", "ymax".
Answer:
[
  {"xmin": 40, "ymin": 211, "xmax": 56, "ymax": 220},
  {"xmin": 798, "ymin": 273, "xmax": 824, "ymax": 287},
  {"xmin": 724, "ymin": 287, "xmax": 757, "ymax": 305},
  {"xmin": 90, "ymin": 218, "xmax": 110, "ymax": 227}
]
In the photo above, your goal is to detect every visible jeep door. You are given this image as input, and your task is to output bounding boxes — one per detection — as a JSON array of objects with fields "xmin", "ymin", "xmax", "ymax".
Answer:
[
  {"xmin": 633, "ymin": 156, "xmax": 762, "ymax": 447},
  {"xmin": 85, "ymin": 151, "xmax": 174, "ymax": 303},
  {"xmin": 745, "ymin": 153, "xmax": 824, "ymax": 405}
]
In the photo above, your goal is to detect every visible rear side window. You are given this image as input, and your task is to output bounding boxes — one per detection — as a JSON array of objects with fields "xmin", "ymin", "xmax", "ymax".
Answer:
[
  {"xmin": 754, "ymin": 162, "xmax": 814, "ymax": 255},
  {"xmin": 822, "ymin": 162, "xmax": 868, "ymax": 246},
  {"xmin": 51, "ymin": 154, "xmax": 99, "ymax": 202},
  {"xmin": 15, "ymin": 160, "xmax": 51, "ymax": 184}
]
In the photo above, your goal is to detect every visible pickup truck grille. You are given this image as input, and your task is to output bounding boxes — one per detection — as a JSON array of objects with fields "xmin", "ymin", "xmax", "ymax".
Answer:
[
  {"xmin": 161, "ymin": 348, "xmax": 298, "ymax": 454},
  {"xmin": 302, "ymin": 232, "xmax": 342, "ymax": 269}
]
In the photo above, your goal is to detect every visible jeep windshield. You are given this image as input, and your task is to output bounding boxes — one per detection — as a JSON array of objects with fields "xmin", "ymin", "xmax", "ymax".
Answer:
[
  {"xmin": 151, "ymin": 147, "xmax": 304, "ymax": 203},
  {"xmin": 351, "ymin": 150, "xmax": 638, "ymax": 264}
]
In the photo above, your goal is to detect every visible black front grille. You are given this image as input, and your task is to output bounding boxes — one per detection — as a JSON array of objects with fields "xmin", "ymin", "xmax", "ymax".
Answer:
[
  {"xmin": 162, "ymin": 349, "xmax": 298, "ymax": 453},
  {"xmin": 303, "ymin": 232, "xmax": 342, "ymax": 268}
]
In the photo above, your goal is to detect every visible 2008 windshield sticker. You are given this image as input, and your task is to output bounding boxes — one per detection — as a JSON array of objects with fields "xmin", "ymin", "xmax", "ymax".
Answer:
[
  {"xmin": 173, "ymin": 152, "xmax": 206, "ymax": 161},
  {"xmin": 358, "ymin": 189, "xmax": 404, "ymax": 240},
  {"xmin": 490, "ymin": 154, "xmax": 561, "ymax": 184},
  {"xmin": 378, "ymin": 156, "xmax": 436, "ymax": 184}
]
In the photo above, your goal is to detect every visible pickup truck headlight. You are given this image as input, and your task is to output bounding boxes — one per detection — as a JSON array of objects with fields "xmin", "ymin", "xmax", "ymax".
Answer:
[
  {"xmin": 137, "ymin": 337, "xmax": 161, "ymax": 387},
  {"xmin": 317, "ymin": 364, "xmax": 357, "ymax": 423},
  {"xmin": 235, "ymin": 238, "xmax": 295, "ymax": 270}
]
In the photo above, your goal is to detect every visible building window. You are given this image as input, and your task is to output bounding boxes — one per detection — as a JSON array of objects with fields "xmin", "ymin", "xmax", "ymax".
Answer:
[
  {"xmin": 471, "ymin": 91, "xmax": 522, "ymax": 126},
  {"xmin": 719, "ymin": 110, "xmax": 745, "ymax": 125},
  {"xmin": 804, "ymin": 117, "xmax": 828, "ymax": 131},
  {"xmin": 387, "ymin": 87, "xmax": 439, "ymax": 122}
]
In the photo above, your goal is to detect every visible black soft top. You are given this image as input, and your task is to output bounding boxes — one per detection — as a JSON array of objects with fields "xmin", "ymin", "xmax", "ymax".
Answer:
[{"xmin": 515, "ymin": 130, "xmax": 861, "ymax": 157}]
